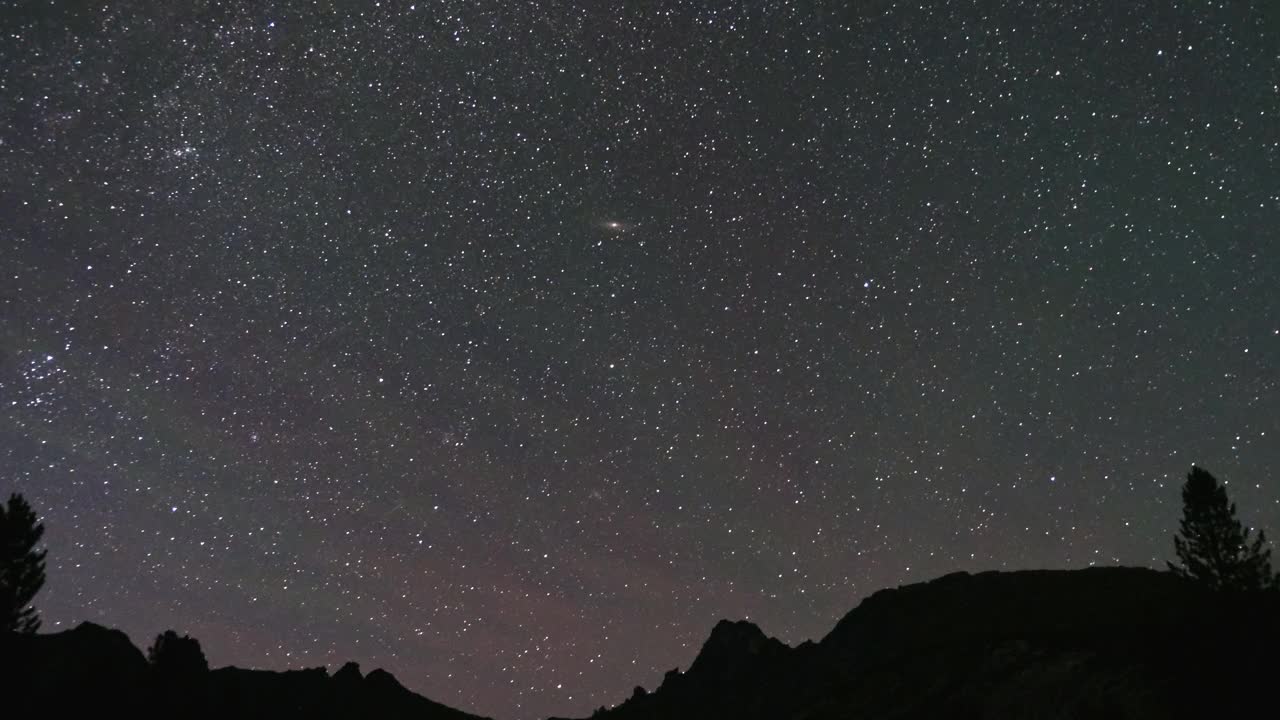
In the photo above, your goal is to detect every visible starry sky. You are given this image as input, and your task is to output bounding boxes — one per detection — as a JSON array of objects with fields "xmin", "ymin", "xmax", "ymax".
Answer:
[{"xmin": 1, "ymin": 1, "xmax": 1277, "ymax": 718}]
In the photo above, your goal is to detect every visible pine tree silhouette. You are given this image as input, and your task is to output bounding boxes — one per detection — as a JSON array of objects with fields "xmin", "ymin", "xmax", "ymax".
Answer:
[
  {"xmin": 0, "ymin": 493, "xmax": 47, "ymax": 633},
  {"xmin": 147, "ymin": 630, "xmax": 209, "ymax": 711},
  {"xmin": 147, "ymin": 630, "xmax": 209, "ymax": 676},
  {"xmin": 1169, "ymin": 466, "xmax": 1278, "ymax": 592}
]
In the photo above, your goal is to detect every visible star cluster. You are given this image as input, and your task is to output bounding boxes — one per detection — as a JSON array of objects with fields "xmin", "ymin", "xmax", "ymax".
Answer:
[{"xmin": 1, "ymin": 2, "xmax": 1277, "ymax": 719}]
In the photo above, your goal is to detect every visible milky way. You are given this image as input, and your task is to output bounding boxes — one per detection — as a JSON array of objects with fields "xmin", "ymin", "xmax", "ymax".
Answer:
[{"xmin": 2, "ymin": 2, "xmax": 1277, "ymax": 718}]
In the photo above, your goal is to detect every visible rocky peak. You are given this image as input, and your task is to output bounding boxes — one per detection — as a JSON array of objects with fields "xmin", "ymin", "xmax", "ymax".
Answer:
[
  {"xmin": 333, "ymin": 660, "xmax": 363, "ymax": 687},
  {"xmin": 687, "ymin": 619, "xmax": 788, "ymax": 679}
]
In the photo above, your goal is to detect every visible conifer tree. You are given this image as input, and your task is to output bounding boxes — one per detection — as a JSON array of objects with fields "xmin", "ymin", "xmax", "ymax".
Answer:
[
  {"xmin": 1169, "ymin": 466, "xmax": 1277, "ymax": 592},
  {"xmin": 0, "ymin": 493, "xmax": 46, "ymax": 633},
  {"xmin": 148, "ymin": 630, "xmax": 209, "ymax": 676}
]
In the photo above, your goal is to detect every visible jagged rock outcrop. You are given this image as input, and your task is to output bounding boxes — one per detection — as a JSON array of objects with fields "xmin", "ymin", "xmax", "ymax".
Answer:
[{"xmin": 687, "ymin": 619, "xmax": 789, "ymax": 679}]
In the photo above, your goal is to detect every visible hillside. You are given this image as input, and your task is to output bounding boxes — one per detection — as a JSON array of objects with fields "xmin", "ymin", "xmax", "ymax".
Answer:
[
  {"xmin": 558, "ymin": 567, "xmax": 1280, "ymax": 720},
  {"xmin": 4, "ymin": 567, "xmax": 1278, "ymax": 719},
  {"xmin": 0, "ymin": 621, "xmax": 488, "ymax": 719}
]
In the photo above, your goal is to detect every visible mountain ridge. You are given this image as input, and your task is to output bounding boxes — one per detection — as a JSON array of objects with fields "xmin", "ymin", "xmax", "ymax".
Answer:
[
  {"xmin": 6, "ymin": 566, "xmax": 1279, "ymax": 720},
  {"xmin": 1, "ymin": 620, "xmax": 491, "ymax": 719},
  {"xmin": 556, "ymin": 566, "xmax": 1279, "ymax": 720}
]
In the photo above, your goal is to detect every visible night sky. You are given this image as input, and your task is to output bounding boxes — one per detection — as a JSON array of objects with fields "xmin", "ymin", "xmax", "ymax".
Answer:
[{"xmin": 2, "ymin": 1, "xmax": 1277, "ymax": 718}]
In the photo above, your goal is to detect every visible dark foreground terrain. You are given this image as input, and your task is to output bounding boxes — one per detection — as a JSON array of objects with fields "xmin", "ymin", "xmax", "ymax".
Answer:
[
  {"xmin": 0, "ymin": 620, "xmax": 487, "ymax": 720},
  {"xmin": 5, "ymin": 567, "xmax": 1278, "ymax": 719},
  {"xmin": 560, "ymin": 567, "xmax": 1280, "ymax": 720}
]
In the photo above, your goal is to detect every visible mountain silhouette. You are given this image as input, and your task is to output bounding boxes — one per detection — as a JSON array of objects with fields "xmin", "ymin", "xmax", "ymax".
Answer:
[
  {"xmin": 687, "ymin": 619, "xmax": 789, "ymax": 679},
  {"xmin": 557, "ymin": 567, "xmax": 1280, "ymax": 720},
  {"xmin": 2, "ymin": 621, "xmax": 151, "ymax": 712},
  {"xmin": 5, "ymin": 567, "xmax": 1278, "ymax": 719},
  {"xmin": 0, "ymin": 621, "xmax": 489, "ymax": 719}
]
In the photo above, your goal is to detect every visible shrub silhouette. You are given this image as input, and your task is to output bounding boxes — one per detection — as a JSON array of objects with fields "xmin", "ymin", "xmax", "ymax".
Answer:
[
  {"xmin": 147, "ymin": 630, "xmax": 209, "ymax": 676},
  {"xmin": 1169, "ymin": 465, "xmax": 1277, "ymax": 592},
  {"xmin": 0, "ymin": 493, "xmax": 46, "ymax": 633}
]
